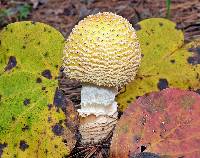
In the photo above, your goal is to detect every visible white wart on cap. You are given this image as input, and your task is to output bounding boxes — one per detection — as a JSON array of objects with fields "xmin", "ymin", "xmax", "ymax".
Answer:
[{"xmin": 63, "ymin": 12, "xmax": 141, "ymax": 88}]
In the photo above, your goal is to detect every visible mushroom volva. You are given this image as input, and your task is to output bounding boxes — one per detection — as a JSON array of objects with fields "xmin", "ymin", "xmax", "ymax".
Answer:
[{"xmin": 63, "ymin": 12, "xmax": 141, "ymax": 144}]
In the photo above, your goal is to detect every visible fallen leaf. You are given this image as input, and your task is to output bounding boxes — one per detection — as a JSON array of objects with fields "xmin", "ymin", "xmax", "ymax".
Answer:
[
  {"xmin": 116, "ymin": 18, "xmax": 200, "ymax": 112},
  {"xmin": 31, "ymin": 0, "xmax": 48, "ymax": 9},
  {"xmin": 111, "ymin": 88, "xmax": 200, "ymax": 158},
  {"xmin": 0, "ymin": 21, "xmax": 76, "ymax": 157}
]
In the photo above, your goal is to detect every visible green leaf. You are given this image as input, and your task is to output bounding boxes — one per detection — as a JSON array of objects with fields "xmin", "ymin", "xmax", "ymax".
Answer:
[
  {"xmin": 0, "ymin": 21, "xmax": 76, "ymax": 157},
  {"xmin": 166, "ymin": 0, "xmax": 171, "ymax": 18},
  {"xmin": 18, "ymin": 4, "xmax": 31, "ymax": 20},
  {"xmin": 117, "ymin": 18, "xmax": 200, "ymax": 111}
]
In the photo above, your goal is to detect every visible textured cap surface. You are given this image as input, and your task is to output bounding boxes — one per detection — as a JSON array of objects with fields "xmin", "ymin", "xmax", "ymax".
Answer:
[{"xmin": 63, "ymin": 12, "xmax": 141, "ymax": 87}]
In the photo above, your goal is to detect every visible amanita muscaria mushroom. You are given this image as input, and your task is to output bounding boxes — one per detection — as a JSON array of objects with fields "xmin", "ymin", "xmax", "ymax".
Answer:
[{"xmin": 63, "ymin": 12, "xmax": 141, "ymax": 144}]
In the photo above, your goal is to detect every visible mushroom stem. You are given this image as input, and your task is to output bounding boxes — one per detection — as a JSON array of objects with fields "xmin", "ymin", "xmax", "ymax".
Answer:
[{"xmin": 78, "ymin": 84, "xmax": 118, "ymax": 144}]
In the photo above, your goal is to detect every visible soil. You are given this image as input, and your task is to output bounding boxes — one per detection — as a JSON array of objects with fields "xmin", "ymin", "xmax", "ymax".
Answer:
[
  {"xmin": 28, "ymin": 0, "xmax": 200, "ymax": 42},
  {"xmin": 1, "ymin": 0, "xmax": 200, "ymax": 157}
]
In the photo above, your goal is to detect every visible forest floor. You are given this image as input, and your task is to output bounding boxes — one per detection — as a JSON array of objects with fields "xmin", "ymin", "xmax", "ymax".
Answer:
[
  {"xmin": 0, "ymin": 0, "xmax": 200, "ymax": 157},
  {"xmin": 1, "ymin": 0, "xmax": 200, "ymax": 41}
]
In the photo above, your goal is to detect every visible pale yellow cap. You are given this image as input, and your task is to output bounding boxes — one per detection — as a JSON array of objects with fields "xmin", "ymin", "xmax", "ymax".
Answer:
[{"xmin": 63, "ymin": 12, "xmax": 141, "ymax": 87}]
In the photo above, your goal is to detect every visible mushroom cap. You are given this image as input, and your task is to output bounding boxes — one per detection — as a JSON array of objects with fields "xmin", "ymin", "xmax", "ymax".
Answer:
[{"xmin": 63, "ymin": 12, "xmax": 141, "ymax": 87}]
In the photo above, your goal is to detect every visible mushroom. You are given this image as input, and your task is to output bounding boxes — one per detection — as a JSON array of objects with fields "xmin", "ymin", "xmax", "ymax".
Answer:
[{"xmin": 63, "ymin": 12, "xmax": 141, "ymax": 144}]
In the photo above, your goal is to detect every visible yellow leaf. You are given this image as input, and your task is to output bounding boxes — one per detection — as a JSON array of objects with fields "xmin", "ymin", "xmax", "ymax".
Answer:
[
  {"xmin": 117, "ymin": 18, "xmax": 200, "ymax": 111},
  {"xmin": 0, "ymin": 21, "xmax": 76, "ymax": 157}
]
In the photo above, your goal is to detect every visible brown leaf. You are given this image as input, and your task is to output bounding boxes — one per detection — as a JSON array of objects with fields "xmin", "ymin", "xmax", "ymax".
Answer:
[
  {"xmin": 111, "ymin": 88, "xmax": 200, "ymax": 158},
  {"xmin": 31, "ymin": 0, "xmax": 48, "ymax": 8},
  {"xmin": 65, "ymin": 99, "xmax": 80, "ymax": 136}
]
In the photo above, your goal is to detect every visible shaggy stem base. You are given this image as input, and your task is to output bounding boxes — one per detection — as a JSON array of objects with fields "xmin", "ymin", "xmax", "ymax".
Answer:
[
  {"xmin": 79, "ymin": 113, "xmax": 118, "ymax": 144},
  {"xmin": 78, "ymin": 84, "xmax": 118, "ymax": 144}
]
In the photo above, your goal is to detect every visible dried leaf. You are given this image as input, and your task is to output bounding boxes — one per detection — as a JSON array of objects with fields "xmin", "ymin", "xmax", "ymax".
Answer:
[
  {"xmin": 111, "ymin": 88, "xmax": 200, "ymax": 158},
  {"xmin": 31, "ymin": 0, "xmax": 48, "ymax": 9},
  {"xmin": 116, "ymin": 18, "xmax": 200, "ymax": 111},
  {"xmin": 0, "ymin": 21, "xmax": 76, "ymax": 157}
]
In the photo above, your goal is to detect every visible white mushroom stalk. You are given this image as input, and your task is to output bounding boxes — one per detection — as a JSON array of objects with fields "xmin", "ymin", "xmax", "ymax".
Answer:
[
  {"xmin": 62, "ymin": 12, "xmax": 141, "ymax": 144},
  {"xmin": 78, "ymin": 84, "xmax": 118, "ymax": 143},
  {"xmin": 79, "ymin": 84, "xmax": 118, "ymax": 117}
]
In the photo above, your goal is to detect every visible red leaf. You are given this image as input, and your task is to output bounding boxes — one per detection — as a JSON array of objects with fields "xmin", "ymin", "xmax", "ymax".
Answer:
[{"xmin": 110, "ymin": 88, "xmax": 200, "ymax": 158}]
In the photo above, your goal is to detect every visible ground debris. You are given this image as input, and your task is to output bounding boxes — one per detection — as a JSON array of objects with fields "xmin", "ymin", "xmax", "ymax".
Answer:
[
  {"xmin": 29, "ymin": 0, "xmax": 200, "ymax": 41},
  {"xmin": 67, "ymin": 130, "xmax": 113, "ymax": 158}
]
